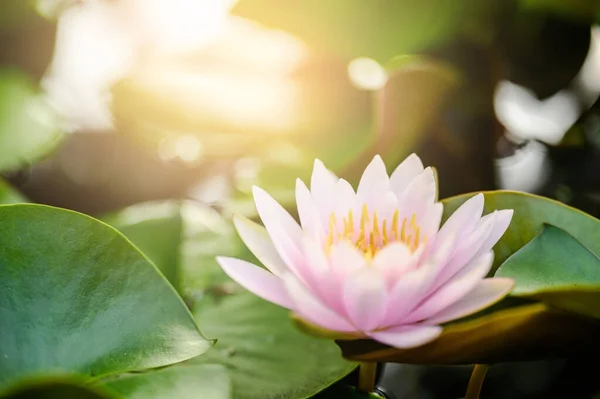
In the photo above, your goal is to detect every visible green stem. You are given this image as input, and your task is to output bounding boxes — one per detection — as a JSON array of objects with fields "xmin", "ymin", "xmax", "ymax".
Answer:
[
  {"xmin": 358, "ymin": 362, "xmax": 377, "ymax": 394},
  {"xmin": 465, "ymin": 364, "xmax": 490, "ymax": 399}
]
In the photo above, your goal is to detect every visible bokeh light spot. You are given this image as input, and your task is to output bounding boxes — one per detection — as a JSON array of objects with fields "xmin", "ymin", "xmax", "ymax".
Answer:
[{"xmin": 347, "ymin": 57, "xmax": 388, "ymax": 91}]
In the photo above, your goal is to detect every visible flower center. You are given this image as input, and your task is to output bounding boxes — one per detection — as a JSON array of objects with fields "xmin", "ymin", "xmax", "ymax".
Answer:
[{"xmin": 325, "ymin": 204, "xmax": 424, "ymax": 259}]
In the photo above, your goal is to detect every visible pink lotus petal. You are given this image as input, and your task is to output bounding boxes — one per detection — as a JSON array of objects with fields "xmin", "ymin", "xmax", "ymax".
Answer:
[
  {"xmin": 368, "ymin": 325, "xmax": 442, "ymax": 348},
  {"xmin": 216, "ymin": 257, "xmax": 293, "ymax": 309},
  {"xmin": 329, "ymin": 241, "xmax": 366, "ymax": 274},
  {"xmin": 398, "ymin": 167, "xmax": 437, "ymax": 221},
  {"xmin": 253, "ymin": 185, "xmax": 303, "ymax": 243},
  {"xmin": 390, "ymin": 153, "xmax": 425, "ymax": 197},
  {"xmin": 474, "ymin": 209, "xmax": 513, "ymax": 258},
  {"xmin": 267, "ymin": 223, "xmax": 313, "ymax": 286},
  {"xmin": 343, "ymin": 269, "xmax": 387, "ymax": 331},
  {"xmin": 372, "ymin": 241, "xmax": 413, "ymax": 279},
  {"xmin": 421, "ymin": 202, "xmax": 444, "ymax": 244},
  {"xmin": 233, "ymin": 215, "xmax": 287, "ymax": 277},
  {"xmin": 432, "ymin": 211, "xmax": 496, "ymax": 287},
  {"xmin": 253, "ymin": 186, "xmax": 307, "ymax": 276},
  {"xmin": 403, "ymin": 251, "xmax": 494, "ymax": 323},
  {"xmin": 434, "ymin": 193, "xmax": 484, "ymax": 254},
  {"xmin": 333, "ymin": 178, "xmax": 357, "ymax": 218},
  {"xmin": 357, "ymin": 155, "xmax": 390, "ymax": 202},
  {"xmin": 303, "ymin": 236, "xmax": 346, "ymax": 314},
  {"xmin": 296, "ymin": 179, "xmax": 325, "ymax": 242},
  {"xmin": 311, "ymin": 159, "xmax": 338, "ymax": 219},
  {"xmin": 425, "ymin": 278, "xmax": 514, "ymax": 325},
  {"xmin": 382, "ymin": 263, "xmax": 437, "ymax": 326},
  {"xmin": 284, "ymin": 276, "xmax": 356, "ymax": 332},
  {"xmin": 302, "ymin": 235, "xmax": 329, "ymax": 274},
  {"xmin": 430, "ymin": 229, "xmax": 458, "ymax": 268}
]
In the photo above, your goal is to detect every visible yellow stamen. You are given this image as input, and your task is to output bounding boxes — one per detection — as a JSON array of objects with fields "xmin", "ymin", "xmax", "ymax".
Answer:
[
  {"xmin": 382, "ymin": 220, "xmax": 388, "ymax": 245},
  {"xmin": 391, "ymin": 210, "xmax": 399, "ymax": 239},
  {"xmin": 400, "ymin": 218, "xmax": 407, "ymax": 242},
  {"xmin": 409, "ymin": 213, "xmax": 417, "ymax": 231},
  {"xmin": 347, "ymin": 210, "xmax": 354, "ymax": 234},
  {"xmin": 373, "ymin": 212, "xmax": 381, "ymax": 242},
  {"xmin": 365, "ymin": 245, "xmax": 374, "ymax": 260},
  {"xmin": 327, "ymin": 213, "xmax": 336, "ymax": 248},
  {"xmin": 361, "ymin": 204, "xmax": 370, "ymax": 227},
  {"xmin": 323, "ymin": 205, "xmax": 423, "ymax": 260}
]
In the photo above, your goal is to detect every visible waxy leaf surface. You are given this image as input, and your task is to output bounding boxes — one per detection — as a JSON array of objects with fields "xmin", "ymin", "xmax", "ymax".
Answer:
[
  {"xmin": 0, "ymin": 204, "xmax": 210, "ymax": 388},
  {"xmin": 496, "ymin": 224, "xmax": 600, "ymax": 319}
]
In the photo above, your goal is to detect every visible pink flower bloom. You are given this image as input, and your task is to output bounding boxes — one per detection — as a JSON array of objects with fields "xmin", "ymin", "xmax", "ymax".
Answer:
[{"xmin": 217, "ymin": 154, "xmax": 514, "ymax": 348}]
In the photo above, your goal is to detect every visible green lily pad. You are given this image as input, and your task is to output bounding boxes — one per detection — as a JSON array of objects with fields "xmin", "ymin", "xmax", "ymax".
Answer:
[
  {"xmin": 0, "ymin": 69, "xmax": 64, "ymax": 172},
  {"xmin": 442, "ymin": 191, "xmax": 600, "ymax": 273},
  {"xmin": 100, "ymin": 364, "xmax": 231, "ymax": 399},
  {"xmin": 0, "ymin": 378, "xmax": 116, "ymax": 399},
  {"xmin": 0, "ymin": 177, "xmax": 27, "ymax": 204},
  {"xmin": 337, "ymin": 303, "xmax": 600, "ymax": 364},
  {"xmin": 189, "ymin": 292, "xmax": 356, "ymax": 399},
  {"xmin": 103, "ymin": 202, "xmax": 183, "ymax": 292},
  {"xmin": 496, "ymin": 224, "xmax": 600, "ymax": 319},
  {"xmin": 0, "ymin": 204, "xmax": 211, "ymax": 388}
]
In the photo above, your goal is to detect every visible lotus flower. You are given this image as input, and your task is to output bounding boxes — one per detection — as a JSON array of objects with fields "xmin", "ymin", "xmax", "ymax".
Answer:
[{"xmin": 217, "ymin": 154, "xmax": 514, "ymax": 348}]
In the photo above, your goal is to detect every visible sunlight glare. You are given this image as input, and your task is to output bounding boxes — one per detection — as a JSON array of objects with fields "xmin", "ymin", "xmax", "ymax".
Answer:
[{"xmin": 158, "ymin": 134, "xmax": 203, "ymax": 163}]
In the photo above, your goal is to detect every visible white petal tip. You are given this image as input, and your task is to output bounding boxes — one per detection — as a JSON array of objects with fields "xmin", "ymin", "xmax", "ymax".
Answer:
[
  {"xmin": 251, "ymin": 185, "xmax": 264, "ymax": 196},
  {"xmin": 215, "ymin": 256, "xmax": 239, "ymax": 272},
  {"xmin": 368, "ymin": 325, "xmax": 443, "ymax": 349},
  {"xmin": 406, "ymin": 153, "xmax": 422, "ymax": 162},
  {"xmin": 231, "ymin": 213, "xmax": 244, "ymax": 226},
  {"xmin": 295, "ymin": 178, "xmax": 309, "ymax": 190},
  {"xmin": 215, "ymin": 255, "xmax": 228, "ymax": 264},
  {"xmin": 367, "ymin": 154, "xmax": 387, "ymax": 169},
  {"xmin": 494, "ymin": 277, "xmax": 515, "ymax": 291}
]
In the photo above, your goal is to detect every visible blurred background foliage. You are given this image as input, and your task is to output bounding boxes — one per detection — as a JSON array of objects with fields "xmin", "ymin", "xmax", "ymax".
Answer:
[{"xmin": 2, "ymin": 0, "xmax": 600, "ymax": 398}]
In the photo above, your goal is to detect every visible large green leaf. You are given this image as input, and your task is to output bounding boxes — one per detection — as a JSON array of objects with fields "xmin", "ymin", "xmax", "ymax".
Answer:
[
  {"xmin": 442, "ymin": 191, "xmax": 600, "ymax": 273},
  {"xmin": 0, "ymin": 69, "xmax": 63, "ymax": 172},
  {"xmin": 189, "ymin": 292, "xmax": 356, "ymax": 399},
  {"xmin": 0, "ymin": 379, "xmax": 115, "ymax": 399},
  {"xmin": 0, "ymin": 177, "xmax": 27, "ymax": 204},
  {"xmin": 0, "ymin": 204, "xmax": 211, "ymax": 388},
  {"xmin": 337, "ymin": 303, "xmax": 600, "ymax": 364},
  {"xmin": 103, "ymin": 202, "xmax": 183, "ymax": 292},
  {"xmin": 496, "ymin": 224, "xmax": 600, "ymax": 319},
  {"xmin": 100, "ymin": 365, "xmax": 231, "ymax": 399}
]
